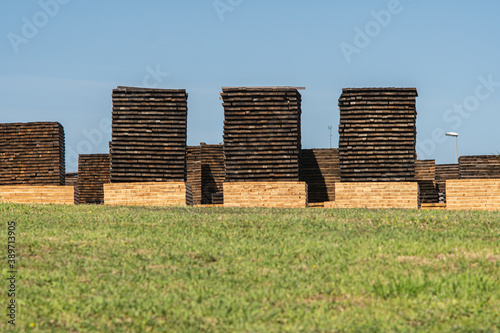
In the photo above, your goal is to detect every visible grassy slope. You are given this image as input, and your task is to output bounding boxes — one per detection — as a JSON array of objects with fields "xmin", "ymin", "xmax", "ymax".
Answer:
[{"xmin": 1, "ymin": 204, "xmax": 499, "ymax": 332}]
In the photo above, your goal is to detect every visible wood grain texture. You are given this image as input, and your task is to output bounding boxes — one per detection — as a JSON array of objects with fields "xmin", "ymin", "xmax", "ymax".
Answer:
[
  {"xmin": 223, "ymin": 181, "xmax": 307, "ymax": 208},
  {"xmin": 327, "ymin": 182, "xmax": 420, "ymax": 209},
  {"xmin": 0, "ymin": 122, "xmax": 65, "ymax": 185},
  {"xmin": 446, "ymin": 179, "xmax": 500, "ymax": 211},
  {"xmin": 104, "ymin": 182, "xmax": 193, "ymax": 206}
]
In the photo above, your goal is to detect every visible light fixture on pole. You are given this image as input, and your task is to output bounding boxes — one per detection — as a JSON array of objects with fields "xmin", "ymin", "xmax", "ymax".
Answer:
[
  {"xmin": 445, "ymin": 132, "xmax": 459, "ymax": 163},
  {"xmin": 328, "ymin": 125, "xmax": 333, "ymax": 149}
]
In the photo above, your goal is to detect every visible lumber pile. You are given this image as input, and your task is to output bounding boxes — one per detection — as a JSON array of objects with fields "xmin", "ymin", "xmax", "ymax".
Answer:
[
  {"xmin": 446, "ymin": 179, "xmax": 500, "ymax": 211},
  {"xmin": 104, "ymin": 182, "xmax": 193, "ymax": 207},
  {"xmin": 186, "ymin": 144, "xmax": 225, "ymax": 205},
  {"xmin": 435, "ymin": 164, "xmax": 459, "ymax": 203},
  {"xmin": 78, "ymin": 154, "xmax": 111, "ymax": 204},
  {"xmin": 223, "ymin": 182, "xmax": 307, "ymax": 208},
  {"xmin": 201, "ymin": 143, "xmax": 225, "ymax": 204},
  {"xmin": 221, "ymin": 87, "xmax": 302, "ymax": 182},
  {"xmin": 338, "ymin": 88, "xmax": 418, "ymax": 182},
  {"xmin": 0, "ymin": 122, "xmax": 65, "ymax": 185},
  {"xmin": 300, "ymin": 149, "xmax": 340, "ymax": 203},
  {"xmin": 0, "ymin": 186, "xmax": 74, "ymax": 205},
  {"xmin": 110, "ymin": 86, "xmax": 187, "ymax": 183},
  {"xmin": 415, "ymin": 160, "xmax": 438, "ymax": 204},
  {"xmin": 459, "ymin": 155, "xmax": 500, "ymax": 179},
  {"xmin": 327, "ymin": 182, "xmax": 420, "ymax": 209},
  {"xmin": 186, "ymin": 146, "xmax": 202, "ymax": 205},
  {"xmin": 65, "ymin": 172, "xmax": 79, "ymax": 204}
]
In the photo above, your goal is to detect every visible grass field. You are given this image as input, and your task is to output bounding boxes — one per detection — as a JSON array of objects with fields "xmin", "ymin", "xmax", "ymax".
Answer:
[{"xmin": 2, "ymin": 204, "xmax": 500, "ymax": 332}]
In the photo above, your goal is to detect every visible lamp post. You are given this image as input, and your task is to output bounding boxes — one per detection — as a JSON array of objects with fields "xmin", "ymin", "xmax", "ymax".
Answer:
[
  {"xmin": 445, "ymin": 132, "xmax": 459, "ymax": 163},
  {"xmin": 328, "ymin": 126, "xmax": 332, "ymax": 149}
]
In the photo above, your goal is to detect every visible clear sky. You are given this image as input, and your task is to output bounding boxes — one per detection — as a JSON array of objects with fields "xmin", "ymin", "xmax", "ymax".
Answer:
[{"xmin": 1, "ymin": 0, "xmax": 499, "ymax": 171}]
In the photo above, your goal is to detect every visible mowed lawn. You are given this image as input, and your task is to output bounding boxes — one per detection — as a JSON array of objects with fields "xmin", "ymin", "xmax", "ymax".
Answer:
[{"xmin": 2, "ymin": 204, "xmax": 500, "ymax": 332}]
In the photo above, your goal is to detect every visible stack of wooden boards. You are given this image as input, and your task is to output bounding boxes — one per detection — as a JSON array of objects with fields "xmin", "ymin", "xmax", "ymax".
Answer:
[
  {"xmin": 65, "ymin": 172, "xmax": 79, "ymax": 204},
  {"xmin": 186, "ymin": 146, "xmax": 202, "ymax": 205},
  {"xmin": 435, "ymin": 164, "xmax": 459, "ymax": 203},
  {"xmin": 78, "ymin": 154, "xmax": 110, "ymax": 204},
  {"xmin": 110, "ymin": 87, "xmax": 187, "ymax": 183},
  {"xmin": 300, "ymin": 149, "xmax": 340, "ymax": 203},
  {"xmin": 186, "ymin": 144, "xmax": 225, "ymax": 205},
  {"xmin": 221, "ymin": 87, "xmax": 302, "ymax": 182},
  {"xmin": 338, "ymin": 88, "xmax": 418, "ymax": 182},
  {"xmin": 0, "ymin": 122, "xmax": 65, "ymax": 185},
  {"xmin": 459, "ymin": 155, "xmax": 500, "ymax": 179},
  {"xmin": 415, "ymin": 160, "xmax": 438, "ymax": 203}
]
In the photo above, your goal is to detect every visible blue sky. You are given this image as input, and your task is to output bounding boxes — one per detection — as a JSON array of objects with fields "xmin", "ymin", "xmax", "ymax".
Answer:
[{"xmin": 1, "ymin": 0, "xmax": 499, "ymax": 171}]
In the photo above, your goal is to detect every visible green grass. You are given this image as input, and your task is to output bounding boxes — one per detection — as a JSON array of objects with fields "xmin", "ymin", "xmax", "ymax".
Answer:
[{"xmin": 2, "ymin": 204, "xmax": 499, "ymax": 332}]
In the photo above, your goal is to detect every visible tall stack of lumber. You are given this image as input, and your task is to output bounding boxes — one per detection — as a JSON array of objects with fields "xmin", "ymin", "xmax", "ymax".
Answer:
[
  {"xmin": 186, "ymin": 146, "xmax": 202, "ymax": 205},
  {"xmin": 459, "ymin": 155, "xmax": 500, "ymax": 179},
  {"xmin": 110, "ymin": 86, "xmax": 187, "ymax": 183},
  {"xmin": 0, "ymin": 122, "xmax": 65, "ymax": 185},
  {"xmin": 435, "ymin": 164, "xmax": 459, "ymax": 203},
  {"xmin": 78, "ymin": 154, "xmax": 111, "ymax": 204},
  {"xmin": 65, "ymin": 172, "xmax": 79, "ymax": 204},
  {"xmin": 221, "ymin": 87, "xmax": 302, "ymax": 182},
  {"xmin": 300, "ymin": 149, "xmax": 340, "ymax": 203},
  {"xmin": 415, "ymin": 160, "xmax": 438, "ymax": 204},
  {"xmin": 201, "ymin": 143, "xmax": 225, "ymax": 204},
  {"xmin": 338, "ymin": 88, "xmax": 418, "ymax": 182}
]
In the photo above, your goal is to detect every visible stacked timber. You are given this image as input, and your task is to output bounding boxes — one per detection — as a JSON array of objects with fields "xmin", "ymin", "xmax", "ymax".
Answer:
[
  {"xmin": 186, "ymin": 146, "xmax": 202, "ymax": 205},
  {"xmin": 78, "ymin": 154, "xmax": 111, "ymax": 204},
  {"xmin": 110, "ymin": 86, "xmax": 187, "ymax": 183},
  {"xmin": 221, "ymin": 87, "xmax": 302, "ymax": 182},
  {"xmin": 201, "ymin": 143, "xmax": 225, "ymax": 204},
  {"xmin": 435, "ymin": 164, "xmax": 459, "ymax": 203},
  {"xmin": 338, "ymin": 88, "xmax": 418, "ymax": 182},
  {"xmin": 415, "ymin": 160, "xmax": 438, "ymax": 204},
  {"xmin": 300, "ymin": 149, "xmax": 340, "ymax": 203},
  {"xmin": 459, "ymin": 155, "xmax": 500, "ymax": 179},
  {"xmin": 0, "ymin": 122, "xmax": 65, "ymax": 185},
  {"xmin": 65, "ymin": 172, "xmax": 79, "ymax": 204},
  {"xmin": 186, "ymin": 144, "xmax": 225, "ymax": 205}
]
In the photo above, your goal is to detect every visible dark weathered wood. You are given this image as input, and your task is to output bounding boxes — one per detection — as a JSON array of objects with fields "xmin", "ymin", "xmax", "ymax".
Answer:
[
  {"xmin": 222, "ymin": 87, "xmax": 302, "ymax": 182},
  {"xmin": 78, "ymin": 154, "xmax": 110, "ymax": 204},
  {"xmin": 338, "ymin": 88, "xmax": 418, "ymax": 182},
  {"xmin": 459, "ymin": 155, "xmax": 500, "ymax": 179},
  {"xmin": 0, "ymin": 122, "xmax": 65, "ymax": 186},
  {"xmin": 110, "ymin": 86, "xmax": 188, "ymax": 183},
  {"xmin": 300, "ymin": 149, "xmax": 340, "ymax": 203}
]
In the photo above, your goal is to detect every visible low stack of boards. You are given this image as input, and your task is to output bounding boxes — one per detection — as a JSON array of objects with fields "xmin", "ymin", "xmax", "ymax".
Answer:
[
  {"xmin": 300, "ymin": 149, "xmax": 340, "ymax": 203},
  {"xmin": 221, "ymin": 87, "xmax": 302, "ymax": 182},
  {"xmin": 200, "ymin": 144, "xmax": 225, "ymax": 204},
  {"xmin": 415, "ymin": 160, "xmax": 439, "ymax": 204},
  {"xmin": 338, "ymin": 88, "xmax": 418, "ymax": 182},
  {"xmin": 435, "ymin": 164, "xmax": 459, "ymax": 203},
  {"xmin": 77, "ymin": 154, "xmax": 110, "ymax": 204},
  {"xmin": 186, "ymin": 146, "xmax": 202, "ymax": 205},
  {"xmin": 110, "ymin": 86, "xmax": 187, "ymax": 183},
  {"xmin": 0, "ymin": 122, "xmax": 65, "ymax": 185},
  {"xmin": 186, "ymin": 144, "xmax": 225, "ymax": 205},
  {"xmin": 65, "ymin": 172, "xmax": 79, "ymax": 204},
  {"xmin": 459, "ymin": 155, "xmax": 500, "ymax": 179},
  {"xmin": 446, "ymin": 179, "xmax": 500, "ymax": 211},
  {"xmin": 326, "ymin": 182, "xmax": 420, "ymax": 209}
]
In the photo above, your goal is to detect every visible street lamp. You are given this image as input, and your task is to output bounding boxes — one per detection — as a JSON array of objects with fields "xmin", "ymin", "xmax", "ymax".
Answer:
[
  {"xmin": 446, "ymin": 132, "xmax": 459, "ymax": 163},
  {"xmin": 328, "ymin": 125, "xmax": 333, "ymax": 149}
]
